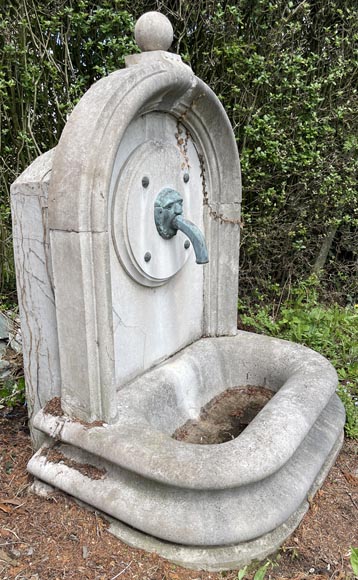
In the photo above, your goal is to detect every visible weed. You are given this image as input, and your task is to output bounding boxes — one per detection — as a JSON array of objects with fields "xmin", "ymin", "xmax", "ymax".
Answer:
[
  {"xmin": 253, "ymin": 562, "xmax": 270, "ymax": 580},
  {"xmin": 237, "ymin": 566, "xmax": 248, "ymax": 580},
  {"xmin": 351, "ymin": 546, "xmax": 358, "ymax": 576},
  {"xmin": 281, "ymin": 545, "xmax": 300, "ymax": 561},
  {"xmin": 237, "ymin": 558, "xmax": 277, "ymax": 580}
]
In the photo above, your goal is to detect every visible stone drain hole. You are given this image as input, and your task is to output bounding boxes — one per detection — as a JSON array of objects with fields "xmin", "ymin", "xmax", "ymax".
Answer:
[{"xmin": 172, "ymin": 386, "xmax": 274, "ymax": 445}]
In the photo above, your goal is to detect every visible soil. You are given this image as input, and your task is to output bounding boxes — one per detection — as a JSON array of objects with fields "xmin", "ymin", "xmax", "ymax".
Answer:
[
  {"xmin": 41, "ymin": 447, "xmax": 107, "ymax": 481},
  {"xmin": 0, "ymin": 406, "xmax": 357, "ymax": 580},
  {"xmin": 43, "ymin": 398, "xmax": 64, "ymax": 417},
  {"xmin": 43, "ymin": 398, "xmax": 104, "ymax": 429},
  {"xmin": 172, "ymin": 386, "xmax": 274, "ymax": 444}
]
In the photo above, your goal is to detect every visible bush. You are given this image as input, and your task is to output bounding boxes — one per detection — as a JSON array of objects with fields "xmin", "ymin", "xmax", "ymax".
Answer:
[
  {"xmin": 238, "ymin": 276, "xmax": 358, "ymax": 437},
  {"xmin": 0, "ymin": 376, "xmax": 25, "ymax": 410},
  {"xmin": 1, "ymin": 1, "xmax": 357, "ymax": 302},
  {"xmin": 194, "ymin": 1, "xmax": 358, "ymax": 304},
  {"xmin": 0, "ymin": 0, "xmax": 138, "ymax": 294}
]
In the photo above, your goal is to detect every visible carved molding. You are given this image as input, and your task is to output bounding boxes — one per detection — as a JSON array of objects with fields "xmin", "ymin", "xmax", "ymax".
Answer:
[{"xmin": 48, "ymin": 59, "xmax": 241, "ymax": 421}]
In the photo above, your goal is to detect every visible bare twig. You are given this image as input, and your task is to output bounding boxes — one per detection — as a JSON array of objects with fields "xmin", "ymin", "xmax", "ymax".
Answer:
[
  {"xmin": 110, "ymin": 560, "xmax": 133, "ymax": 580},
  {"xmin": 347, "ymin": 491, "xmax": 358, "ymax": 510}
]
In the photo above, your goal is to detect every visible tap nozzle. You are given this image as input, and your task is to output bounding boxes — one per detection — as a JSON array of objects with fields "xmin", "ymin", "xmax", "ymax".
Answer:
[{"xmin": 154, "ymin": 188, "xmax": 209, "ymax": 265}]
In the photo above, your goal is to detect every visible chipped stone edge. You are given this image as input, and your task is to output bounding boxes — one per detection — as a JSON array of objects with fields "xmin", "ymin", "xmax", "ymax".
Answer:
[
  {"xmin": 29, "ymin": 478, "xmax": 56, "ymax": 498},
  {"xmin": 29, "ymin": 430, "xmax": 343, "ymax": 571},
  {"xmin": 106, "ymin": 430, "xmax": 344, "ymax": 571}
]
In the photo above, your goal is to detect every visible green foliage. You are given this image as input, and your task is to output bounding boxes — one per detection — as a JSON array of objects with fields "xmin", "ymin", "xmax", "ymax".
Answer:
[
  {"xmin": 194, "ymin": 0, "xmax": 358, "ymax": 303},
  {"xmin": 351, "ymin": 546, "xmax": 358, "ymax": 576},
  {"xmin": 253, "ymin": 562, "xmax": 270, "ymax": 580},
  {"xmin": 338, "ymin": 384, "xmax": 358, "ymax": 439},
  {"xmin": 237, "ymin": 566, "xmax": 248, "ymax": 580},
  {"xmin": 238, "ymin": 276, "xmax": 358, "ymax": 437},
  {"xmin": 236, "ymin": 558, "xmax": 277, "ymax": 580},
  {"xmin": 0, "ymin": 376, "xmax": 25, "ymax": 409},
  {"xmin": 0, "ymin": 0, "xmax": 138, "ymax": 294},
  {"xmin": 1, "ymin": 0, "xmax": 357, "ymax": 304}
]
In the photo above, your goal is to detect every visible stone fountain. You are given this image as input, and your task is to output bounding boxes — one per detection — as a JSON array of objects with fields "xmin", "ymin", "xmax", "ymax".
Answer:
[{"xmin": 11, "ymin": 12, "xmax": 345, "ymax": 571}]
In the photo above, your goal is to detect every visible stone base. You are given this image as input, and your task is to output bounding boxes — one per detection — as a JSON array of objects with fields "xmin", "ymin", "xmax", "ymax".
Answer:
[
  {"xmin": 30, "ymin": 430, "xmax": 343, "ymax": 571},
  {"xmin": 106, "ymin": 430, "xmax": 343, "ymax": 571},
  {"xmin": 28, "ymin": 334, "xmax": 346, "ymax": 566},
  {"xmin": 29, "ymin": 478, "xmax": 56, "ymax": 498},
  {"xmin": 107, "ymin": 501, "xmax": 307, "ymax": 571}
]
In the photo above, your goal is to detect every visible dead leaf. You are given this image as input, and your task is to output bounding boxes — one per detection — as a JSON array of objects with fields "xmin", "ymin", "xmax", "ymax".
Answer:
[
  {"xmin": 0, "ymin": 498, "xmax": 23, "ymax": 506},
  {"xmin": 0, "ymin": 548, "xmax": 18, "ymax": 565},
  {"xmin": 0, "ymin": 529, "xmax": 14, "ymax": 538},
  {"xmin": 0, "ymin": 503, "xmax": 12, "ymax": 513},
  {"xmin": 342, "ymin": 470, "xmax": 358, "ymax": 486},
  {"xmin": 333, "ymin": 571, "xmax": 346, "ymax": 580}
]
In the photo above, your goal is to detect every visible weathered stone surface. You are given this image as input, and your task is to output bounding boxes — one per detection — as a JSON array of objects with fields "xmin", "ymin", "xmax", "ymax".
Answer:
[
  {"xmin": 28, "ymin": 429, "xmax": 342, "ymax": 573},
  {"xmin": 135, "ymin": 11, "xmax": 173, "ymax": 52},
  {"xmin": 14, "ymin": 11, "xmax": 344, "ymax": 570},
  {"xmin": 29, "ymin": 478, "xmax": 56, "ymax": 498},
  {"xmin": 11, "ymin": 149, "xmax": 61, "ymax": 449},
  {"xmin": 0, "ymin": 340, "xmax": 10, "ymax": 379},
  {"xmin": 43, "ymin": 46, "xmax": 240, "ymax": 422},
  {"xmin": 107, "ymin": 504, "xmax": 311, "ymax": 571},
  {"xmin": 107, "ymin": 428, "xmax": 343, "ymax": 571},
  {"xmin": 29, "ymin": 333, "xmax": 345, "ymax": 548},
  {"xmin": 0, "ymin": 312, "xmax": 9, "ymax": 340}
]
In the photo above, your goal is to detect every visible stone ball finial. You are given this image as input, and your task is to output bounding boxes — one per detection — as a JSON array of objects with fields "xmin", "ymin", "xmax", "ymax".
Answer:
[{"xmin": 134, "ymin": 12, "xmax": 173, "ymax": 52}]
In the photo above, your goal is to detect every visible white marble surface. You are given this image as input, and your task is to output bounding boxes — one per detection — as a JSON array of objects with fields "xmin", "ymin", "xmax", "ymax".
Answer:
[{"xmin": 11, "ymin": 149, "xmax": 61, "ymax": 449}]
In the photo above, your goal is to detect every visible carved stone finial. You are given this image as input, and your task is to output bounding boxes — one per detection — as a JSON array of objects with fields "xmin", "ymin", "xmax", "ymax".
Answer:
[{"xmin": 134, "ymin": 11, "xmax": 173, "ymax": 52}]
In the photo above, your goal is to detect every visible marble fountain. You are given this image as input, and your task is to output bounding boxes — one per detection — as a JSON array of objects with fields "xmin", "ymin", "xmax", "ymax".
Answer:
[{"xmin": 11, "ymin": 11, "xmax": 345, "ymax": 571}]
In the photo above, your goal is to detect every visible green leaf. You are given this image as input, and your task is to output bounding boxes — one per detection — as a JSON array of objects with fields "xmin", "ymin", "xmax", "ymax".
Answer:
[
  {"xmin": 351, "ymin": 546, "xmax": 358, "ymax": 575},
  {"xmin": 254, "ymin": 562, "xmax": 270, "ymax": 580},
  {"xmin": 237, "ymin": 565, "xmax": 248, "ymax": 580}
]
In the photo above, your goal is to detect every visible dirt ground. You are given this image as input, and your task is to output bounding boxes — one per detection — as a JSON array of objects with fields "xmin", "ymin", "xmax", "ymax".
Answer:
[{"xmin": 0, "ymin": 406, "xmax": 357, "ymax": 580}]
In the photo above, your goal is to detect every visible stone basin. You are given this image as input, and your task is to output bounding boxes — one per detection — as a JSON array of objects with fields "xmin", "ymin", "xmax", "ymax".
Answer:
[{"xmin": 28, "ymin": 331, "xmax": 345, "ymax": 555}]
